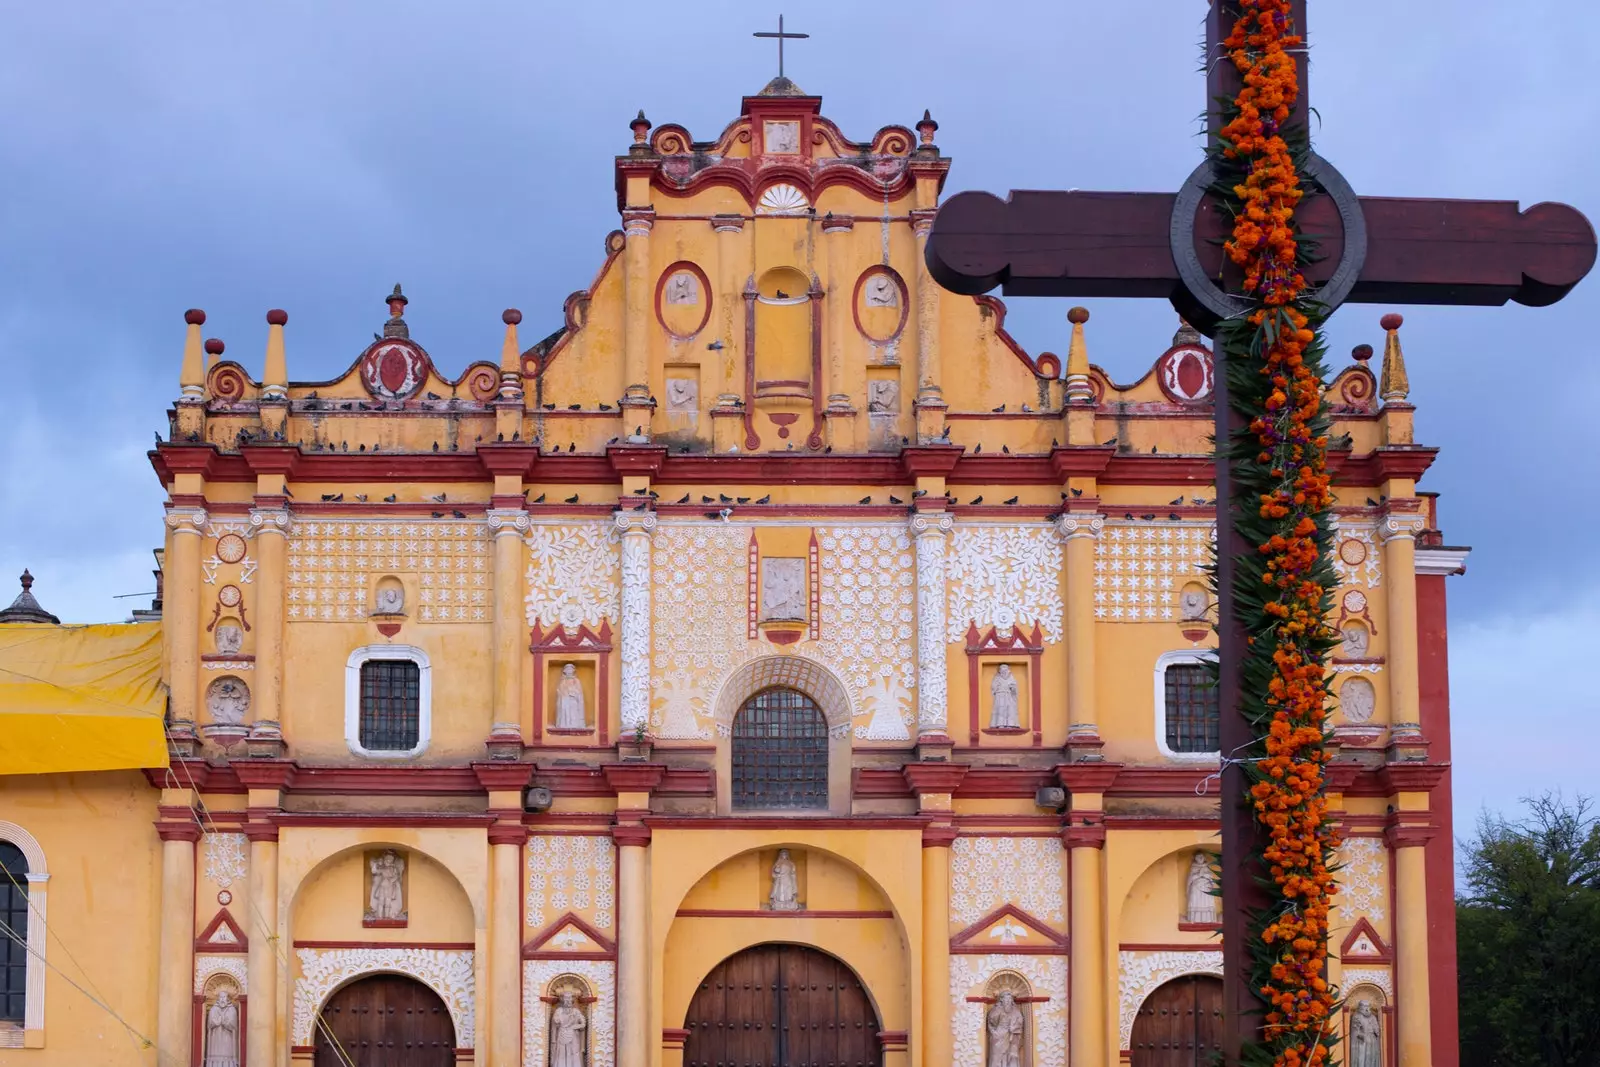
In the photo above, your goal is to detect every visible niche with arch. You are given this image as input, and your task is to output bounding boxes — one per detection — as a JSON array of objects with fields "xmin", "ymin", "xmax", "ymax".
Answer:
[
  {"xmin": 751, "ymin": 267, "xmax": 816, "ymax": 399},
  {"xmin": 1342, "ymin": 983, "xmax": 1390, "ymax": 1067},
  {"xmin": 980, "ymin": 970, "xmax": 1034, "ymax": 1067},
  {"xmin": 196, "ymin": 972, "xmax": 245, "ymax": 1067},
  {"xmin": 541, "ymin": 973, "xmax": 596, "ymax": 1067},
  {"xmin": 1120, "ymin": 846, "xmax": 1221, "ymax": 944},
  {"xmin": 291, "ymin": 845, "xmax": 473, "ymax": 945}
]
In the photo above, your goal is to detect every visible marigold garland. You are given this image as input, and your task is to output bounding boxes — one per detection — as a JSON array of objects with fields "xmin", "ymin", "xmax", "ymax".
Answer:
[{"xmin": 1212, "ymin": 3, "xmax": 1342, "ymax": 1067}]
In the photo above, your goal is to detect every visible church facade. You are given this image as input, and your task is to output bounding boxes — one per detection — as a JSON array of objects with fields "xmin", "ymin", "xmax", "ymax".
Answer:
[{"xmin": 0, "ymin": 81, "xmax": 1466, "ymax": 1067}]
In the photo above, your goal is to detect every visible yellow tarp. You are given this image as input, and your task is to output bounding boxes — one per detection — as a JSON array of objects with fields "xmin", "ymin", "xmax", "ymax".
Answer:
[{"xmin": 0, "ymin": 622, "xmax": 169, "ymax": 775}]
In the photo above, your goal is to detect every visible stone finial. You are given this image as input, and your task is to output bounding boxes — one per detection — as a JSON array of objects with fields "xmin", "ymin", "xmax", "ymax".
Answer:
[
  {"xmin": 1379, "ymin": 312, "xmax": 1409, "ymax": 402},
  {"xmin": 630, "ymin": 109, "xmax": 651, "ymax": 145},
  {"xmin": 501, "ymin": 309, "xmax": 523, "ymax": 374},
  {"xmin": 0, "ymin": 570, "xmax": 61, "ymax": 625},
  {"xmin": 204, "ymin": 338, "xmax": 225, "ymax": 369},
  {"xmin": 263, "ymin": 309, "xmax": 288, "ymax": 400},
  {"xmin": 1351, "ymin": 343, "xmax": 1373, "ymax": 365},
  {"xmin": 917, "ymin": 109, "xmax": 939, "ymax": 147},
  {"xmin": 1172, "ymin": 317, "xmax": 1203, "ymax": 348},
  {"xmin": 180, "ymin": 309, "xmax": 207, "ymax": 396},
  {"xmin": 1065, "ymin": 307, "xmax": 1093, "ymax": 404},
  {"xmin": 383, "ymin": 285, "xmax": 411, "ymax": 340}
]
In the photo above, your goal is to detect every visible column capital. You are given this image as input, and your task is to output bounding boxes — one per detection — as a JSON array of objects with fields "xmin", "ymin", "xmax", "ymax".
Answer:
[
  {"xmin": 165, "ymin": 506, "xmax": 208, "ymax": 533},
  {"xmin": 1384, "ymin": 816, "xmax": 1437, "ymax": 849},
  {"xmin": 612, "ymin": 823, "xmax": 652, "ymax": 847},
  {"xmin": 1061, "ymin": 813, "xmax": 1107, "ymax": 850},
  {"xmin": 487, "ymin": 823, "xmax": 529, "ymax": 847},
  {"xmin": 1054, "ymin": 511, "xmax": 1105, "ymax": 541},
  {"xmin": 910, "ymin": 208, "xmax": 937, "ymax": 238},
  {"xmin": 908, "ymin": 511, "xmax": 953, "ymax": 538},
  {"xmin": 1379, "ymin": 507, "xmax": 1427, "ymax": 543},
  {"xmin": 821, "ymin": 214, "xmax": 854, "ymax": 234},
  {"xmin": 709, "ymin": 214, "xmax": 746, "ymax": 234},
  {"xmin": 248, "ymin": 507, "xmax": 291, "ymax": 534},
  {"xmin": 921, "ymin": 824, "xmax": 958, "ymax": 848},
  {"xmin": 903, "ymin": 762, "xmax": 969, "ymax": 796},
  {"xmin": 622, "ymin": 209, "xmax": 656, "ymax": 236},
  {"xmin": 486, "ymin": 508, "xmax": 531, "ymax": 535},
  {"xmin": 155, "ymin": 816, "xmax": 201, "ymax": 843},
  {"xmin": 613, "ymin": 510, "xmax": 659, "ymax": 536}
]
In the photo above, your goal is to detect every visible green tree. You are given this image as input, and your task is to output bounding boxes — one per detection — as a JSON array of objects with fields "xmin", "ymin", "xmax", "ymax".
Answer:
[{"xmin": 1458, "ymin": 793, "xmax": 1600, "ymax": 1067}]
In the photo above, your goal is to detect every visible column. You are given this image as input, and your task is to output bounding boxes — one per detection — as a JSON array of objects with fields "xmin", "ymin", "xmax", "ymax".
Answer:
[
  {"xmin": 710, "ymin": 215, "xmax": 746, "ymax": 403},
  {"xmin": 488, "ymin": 823, "xmax": 526, "ymax": 1066},
  {"xmin": 1055, "ymin": 512, "xmax": 1104, "ymax": 756},
  {"xmin": 910, "ymin": 513, "xmax": 952, "ymax": 743},
  {"xmin": 621, "ymin": 209, "xmax": 656, "ymax": 407},
  {"xmin": 164, "ymin": 506, "xmax": 207, "ymax": 723},
  {"xmin": 822, "ymin": 215, "xmax": 854, "ymax": 409},
  {"xmin": 614, "ymin": 511, "xmax": 656, "ymax": 734},
  {"xmin": 920, "ymin": 825, "xmax": 956, "ymax": 1067},
  {"xmin": 1380, "ymin": 511, "xmax": 1426, "ymax": 728},
  {"xmin": 249, "ymin": 506, "xmax": 289, "ymax": 727},
  {"xmin": 1065, "ymin": 819, "xmax": 1107, "ymax": 1067},
  {"xmin": 615, "ymin": 825, "xmax": 651, "ymax": 1067},
  {"xmin": 1389, "ymin": 823, "xmax": 1434, "ymax": 1067},
  {"xmin": 487, "ymin": 509, "xmax": 530, "ymax": 735},
  {"xmin": 245, "ymin": 830, "xmax": 279, "ymax": 1067},
  {"xmin": 910, "ymin": 210, "xmax": 943, "ymax": 411},
  {"xmin": 155, "ymin": 802, "xmax": 199, "ymax": 1067}
]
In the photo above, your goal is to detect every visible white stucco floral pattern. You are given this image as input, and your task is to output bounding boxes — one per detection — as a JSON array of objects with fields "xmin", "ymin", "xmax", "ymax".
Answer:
[
  {"xmin": 949, "ymin": 954, "xmax": 1067, "ymax": 1067},
  {"xmin": 1338, "ymin": 836, "xmax": 1388, "ymax": 924},
  {"xmin": 1094, "ymin": 520, "xmax": 1213, "ymax": 621},
  {"xmin": 911, "ymin": 514, "xmax": 952, "ymax": 731},
  {"xmin": 945, "ymin": 525, "xmax": 1064, "ymax": 643},
  {"xmin": 523, "ymin": 959, "xmax": 615, "ymax": 1067},
  {"xmin": 649, "ymin": 523, "xmax": 747, "ymax": 737},
  {"xmin": 526, "ymin": 834, "xmax": 615, "ymax": 931},
  {"xmin": 816, "ymin": 526, "xmax": 916, "ymax": 740},
  {"xmin": 194, "ymin": 955, "xmax": 248, "ymax": 995},
  {"xmin": 615, "ymin": 512, "xmax": 656, "ymax": 730},
  {"xmin": 950, "ymin": 837, "xmax": 1066, "ymax": 927},
  {"xmin": 1341, "ymin": 967, "xmax": 1393, "ymax": 999},
  {"xmin": 524, "ymin": 522, "xmax": 620, "ymax": 629},
  {"xmin": 293, "ymin": 946, "xmax": 475, "ymax": 1047},
  {"xmin": 203, "ymin": 832, "xmax": 247, "ymax": 889},
  {"xmin": 1117, "ymin": 950, "xmax": 1223, "ymax": 1049}
]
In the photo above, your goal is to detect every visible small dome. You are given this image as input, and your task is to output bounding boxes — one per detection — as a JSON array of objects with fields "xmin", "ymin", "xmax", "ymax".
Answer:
[
  {"xmin": 758, "ymin": 75, "xmax": 806, "ymax": 97},
  {"xmin": 0, "ymin": 570, "xmax": 60, "ymax": 625}
]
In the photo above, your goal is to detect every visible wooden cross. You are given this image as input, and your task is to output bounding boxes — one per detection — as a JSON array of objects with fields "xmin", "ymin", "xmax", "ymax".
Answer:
[
  {"xmin": 753, "ymin": 15, "xmax": 808, "ymax": 80},
  {"xmin": 923, "ymin": 2, "xmax": 1595, "ymax": 1062}
]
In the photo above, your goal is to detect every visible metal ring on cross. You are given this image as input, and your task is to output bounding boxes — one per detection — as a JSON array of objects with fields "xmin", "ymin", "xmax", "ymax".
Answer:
[{"xmin": 1169, "ymin": 151, "xmax": 1367, "ymax": 327}]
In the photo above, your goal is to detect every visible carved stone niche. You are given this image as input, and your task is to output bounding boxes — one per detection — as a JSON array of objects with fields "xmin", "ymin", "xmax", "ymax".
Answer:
[
  {"xmin": 980, "ymin": 971, "xmax": 1033, "ymax": 1067},
  {"xmin": 542, "ymin": 974, "xmax": 596, "ymax": 1067},
  {"xmin": 202, "ymin": 676, "xmax": 251, "ymax": 750},
  {"xmin": 362, "ymin": 848, "xmax": 408, "ymax": 928},
  {"xmin": 199, "ymin": 974, "xmax": 243, "ymax": 1067}
]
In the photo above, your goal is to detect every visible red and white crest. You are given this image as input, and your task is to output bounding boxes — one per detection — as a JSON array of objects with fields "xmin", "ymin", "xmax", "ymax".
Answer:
[
  {"xmin": 1155, "ymin": 343, "xmax": 1215, "ymax": 403},
  {"xmin": 359, "ymin": 339, "xmax": 430, "ymax": 401}
]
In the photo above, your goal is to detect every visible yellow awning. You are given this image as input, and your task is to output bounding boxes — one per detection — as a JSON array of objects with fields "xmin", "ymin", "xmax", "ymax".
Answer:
[{"xmin": 0, "ymin": 622, "xmax": 169, "ymax": 775}]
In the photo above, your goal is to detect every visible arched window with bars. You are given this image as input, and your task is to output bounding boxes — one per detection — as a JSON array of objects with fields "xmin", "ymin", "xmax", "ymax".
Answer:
[{"xmin": 731, "ymin": 686, "xmax": 829, "ymax": 810}]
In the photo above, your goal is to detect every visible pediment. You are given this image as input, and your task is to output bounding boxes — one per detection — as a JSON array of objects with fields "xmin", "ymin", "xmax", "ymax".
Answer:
[
  {"xmin": 523, "ymin": 911, "xmax": 616, "ymax": 960},
  {"xmin": 194, "ymin": 908, "xmax": 248, "ymax": 953},
  {"xmin": 951, "ymin": 902, "xmax": 1066, "ymax": 954},
  {"xmin": 1339, "ymin": 916, "xmax": 1392, "ymax": 963}
]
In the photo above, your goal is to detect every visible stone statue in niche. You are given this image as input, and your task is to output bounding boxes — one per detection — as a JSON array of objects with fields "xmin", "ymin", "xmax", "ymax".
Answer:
[
  {"xmin": 665, "ymin": 272, "xmax": 699, "ymax": 305},
  {"xmin": 213, "ymin": 623, "xmax": 243, "ymax": 656},
  {"xmin": 366, "ymin": 849, "xmax": 407, "ymax": 922},
  {"xmin": 206, "ymin": 677, "xmax": 250, "ymax": 725},
  {"xmin": 765, "ymin": 120, "xmax": 800, "ymax": 154},
  {"xmin": 760, "ymin": 558, "xmax": 807, "ymax": 622},
  {"xmin": 1341, "ymin": 624, "xmax": 1370, "ymax": 658},
  {"xmin": 374, "ymin": 585, "xmax": 405, "ymax": 615},
  {"xmin": 203, "ymin": 988, "xmax": 241, "ymax": 1067},
  {"xmin": 549, "ymin": 989, "xmax": 588, "ymax": 1067},
  {"xmin": 989, "ymin": 665, "xmax": 1020, "ymax": 729},
  {"xmin": 986, "ymin": 990, "xmax": 1025, "ymax": 1067},
  {"xmin": 1340, "ymin": 678, "xmax": 1376, "ymax": 724},
  {"xmin": 867, "ymin": 379, "xmax": 898, "ymax": 413},
  {"xmin": 1185, "ymin": 852, "xmax": 1220, "ymax": 924},
  {"xmin": 1179, "ymin": 589, "xmax": 1208, "ymax": 622},
  {"xmin": 555, "ymin": 663, "xmax": 587, "ymax": 729},
  {"xmin": 768, "ymin": 849, "xmax": 801, "ymax": 911},
  {"xmin": 865, "ymin": 273, "xmax": 899, "ymax": 307},
  {"xmin": 665, "ymin": 377, "xmax": 698, "ymax": 413},
  {"xmin": 1350, "ymin": 1000, "xmax": 1382, "ymax": 1067}
]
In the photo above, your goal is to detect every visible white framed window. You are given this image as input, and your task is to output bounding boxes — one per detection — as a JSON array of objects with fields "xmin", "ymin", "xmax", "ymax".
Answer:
[
  {"xmin": 1153, "ymin": 650, "xmax": 1220, "ymax": 761},
  {"xmin": 0, "ymin": 821, "xmax": 47, "ymax": 1049},
  {"xmin": 345, "ymin": 645, "xmax": 432, "ymax": 759}
]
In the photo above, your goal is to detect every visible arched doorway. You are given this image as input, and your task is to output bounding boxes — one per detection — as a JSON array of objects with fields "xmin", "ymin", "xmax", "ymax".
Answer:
[
  {"xmin": 1130, "ymin": 974, "xmax": 1223, "ymax": 1067},
  {"xmin": 313, "ymin": 973, "xmax": 455, "ymax": 1067},
  {"xmin": 683, "ymin": 943, "xmax": 880, "ymax": 1067}
]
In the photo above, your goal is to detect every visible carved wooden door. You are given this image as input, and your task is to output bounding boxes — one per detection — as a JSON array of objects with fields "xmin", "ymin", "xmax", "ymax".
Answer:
[
  {"xmin": 312, "ymin": 973, "xmax": 455, "ymax": 1067},
  {"xmin": 1130, "ymin": 974, "xmax": 1224, "ymax": 1067},
  {"xmin": 683, "ymin": 943, "xmax": 880, "ymax": 1067}
]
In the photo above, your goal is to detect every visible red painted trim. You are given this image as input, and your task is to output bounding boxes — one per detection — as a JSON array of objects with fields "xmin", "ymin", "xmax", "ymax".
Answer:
[
  {"xmin": 1338, "ymin": 915, "xmax": 1394, "ymax": 964},
  {"xmin": 654, "ymin": 261, "xmax": 714, "ymax": 339},
  {"xmin": 951, "ymin": 943, "xmax": 1070, "ymax": 956},
  {"xmin": 195, "ymin": 908, "xmax": 249, "ymax": 952},
  {"xmin": 273, "ymin": 813, "xmax": 496, "ymax": 829},
  {"xmin": 1417, "ymin": 568, "xmax": 1458, "ymax": 1067},
  {"xmin": 1118, "ymin": 942, "xmax": 1225, "ymax": 953},
  {"xmin": 643, "ymin": 815, "xmax": 931, "ymax": 832},
  {"xmin": 903, "ymin": 763, "xmax": 970, "ymax": 795},
  {"xmin": 292, "ymin": 940, "xmax": 475, "ymax": 950},
  {"xmin": 523, "ymin": 912, "xmax": 617, "ymax": 957},
  {"xmin": 851, "ymin": 268, "xmax": 910, "ymax": 344},
  {"xmin": 530, "ymin": 621, "xmax": 613, "ymax": 746},
  {"xmin": 1104, "ymin": 816, "xmax": 1220, "ymax": 831},
  {"xmin": 673, "ymin": 909, "xmax": 895, "ymax": 920},
  {"xmin": 963, "ymin": 623, "xmax": 1044, "ymax": 746},
  {"xmin": 742, "ymin": 284, "xmax": 760, "ymax": 449},
  {"xmin": 808, "ymin": 281, "xmax": 825, "ymax": 450},
  {"xmin": 950, "ymin": 902, "xmax": 1066, "ymax": 948},
  {"xmin": 362, "ymin": 917, "xmax": 409, "ymax": 929}
]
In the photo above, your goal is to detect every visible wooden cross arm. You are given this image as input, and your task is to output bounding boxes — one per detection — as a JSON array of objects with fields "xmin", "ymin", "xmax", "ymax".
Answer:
[{"xmin": 926, "ymin": 189, "xmax": 1596, "ymax": 308}]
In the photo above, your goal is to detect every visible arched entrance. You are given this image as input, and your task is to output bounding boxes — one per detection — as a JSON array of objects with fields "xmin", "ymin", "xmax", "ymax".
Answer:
[
  {"xmin": 313, "ymin": 973, "xmax": 455, "ymax": 1067},
  {"xmin": 683, "ymin": 943, "xmax": 881, "ymax": 1067},
  {"xmin": 1130, "ymin": 974, "xmax": 1223, "ymax": 1067}
]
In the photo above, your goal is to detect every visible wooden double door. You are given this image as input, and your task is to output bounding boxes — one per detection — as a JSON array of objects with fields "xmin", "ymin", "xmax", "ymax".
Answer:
[
  {"xmin": 312, "ymin": 973, "xmax": 455, "ymax": 1067},
  {"xmin": 1130, "ymin": 974, "xmax": 1224, "ymax": 1067},
  {"xmin": 683, "ymin": 943, "xmax": 880, "ymax": 1067}
]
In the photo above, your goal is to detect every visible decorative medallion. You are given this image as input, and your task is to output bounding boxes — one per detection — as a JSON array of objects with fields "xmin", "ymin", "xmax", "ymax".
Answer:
[
  {"xmin": 1342, "ymin": 589, "xmax": 1368, "ymax": 614},
  {"xmin": 218, "ymin": 584, "xmax": 242, "ymax": 608},
  {"xmin": 217, "ymin": 890, "xmax": 233, "ymax": 906},
  {"xmin": 206, "ymin": 676, "xmax": 251, "ymax": 725},
  {"xmin": 655, "ymin": 262, "xmax": 713, "ymax": 339},
  {"xmin": 853, "ymin": 268, "xmax": 910, "ymax": 344},
  {"xmin": 1154, "ymin": 343, "xmax": 1215, "ymax": 403},
  {"xmin": 756, "ymin": 183, "xmax": 809, "ymax": 215},
  {"xmin": 1338, "ymin": 538, "xmax": 1368, "ymax": 567},
  {"xmin": 359, "ymin": 339, "xmax": 431, "ymax": 401},
  {"xmin": 216, "ymin": 534, "xmax": 247, "ymax": 564}
]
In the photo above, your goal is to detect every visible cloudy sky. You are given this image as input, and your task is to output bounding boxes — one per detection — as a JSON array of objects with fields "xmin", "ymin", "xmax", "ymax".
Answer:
[{"xmin": 2, "ymin": 2, "xmax": 1594, "ymax": 831}]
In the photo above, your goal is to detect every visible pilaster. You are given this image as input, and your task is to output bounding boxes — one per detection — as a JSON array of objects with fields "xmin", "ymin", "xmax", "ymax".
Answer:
[
  {"xmin": 248, "ymin": 506, "xmax": 290, "ymax": 731},
  {"xmin": 614, "ymin": 510, "xmax": 657, "ymax": 738},
  {"xmin": 1380, "ymin": 507, "xmax": 1426, "ymax": 730},
  {"xmin": 622, "ymin": 209, "xmax": 657, "ymax": 423},
  {"xmin": 1055, "ymin": 510, "xmax": 1105, "ymax": 759},
  {"xmin": 165, "ymin": 505, "xmax": 207, "ymax": 724},
  {"xmin": 488, "ymin": 507, "xmax": 531, "ymax": 743},
  {"xmin": 910, "ymin": 208, "xmax": 946, "ymax": 441},
  {"xmin": 909, "ymin": 512, "xmax": 953, "ymax": 747}
]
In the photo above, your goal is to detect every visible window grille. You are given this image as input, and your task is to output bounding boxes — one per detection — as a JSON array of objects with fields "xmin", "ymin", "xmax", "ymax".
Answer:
[
  {"xmin": 731, "ymin": 687, "xmax": 828, "ymax": 810},
  {"xmin": 0, "ymin": 843, "xmax": 27, "ymax": 1024},
  {"xmin": 359, "ymin": 660, "xmax": 421, "ymax": 752},
  {"xmin": 1164, "ymin": 663, "xmax": 1219, "ymax": 753}
]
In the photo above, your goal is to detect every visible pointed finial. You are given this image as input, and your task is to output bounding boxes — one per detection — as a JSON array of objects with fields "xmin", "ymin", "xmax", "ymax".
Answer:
[
  {"xmin": 917, "ymin": 109, "xmax": 938, "ymax": 147},
  {"xmin": 180, "ymin": 309, "xmax": 206, "ymax": 396},
  {"xmin": 0, "ymin": 568, "xmax": 60, "ymax": 625},
  {"xmin": 383, "ymin": 286, "xmax": 410, "ymax": 340},
  {"xmin": 1379, "ymin": 312, "xmax": 1409, "ymax": 402},
  {"xmin": 20, "ymin": 569, "xmax": 32, "ymax": 593},
  {"xmin": 1065, "ymin": 307, "xmax": 1093, "ymax": 404},
  {"xmin": 631, "ymin": 110, "xmax": 651, "ymax": 144},
  {"xmin": 1172, "ymin": 317, "xmax": 1203, "ymax": 348}
]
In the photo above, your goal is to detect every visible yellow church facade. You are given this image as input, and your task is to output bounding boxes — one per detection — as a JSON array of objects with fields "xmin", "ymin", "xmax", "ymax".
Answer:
[{"xmin": 0, "ymin": 80, "xmax": 1466, "ymax": 1067}]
